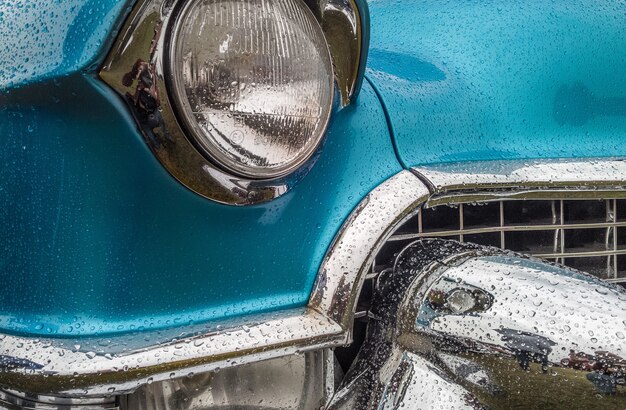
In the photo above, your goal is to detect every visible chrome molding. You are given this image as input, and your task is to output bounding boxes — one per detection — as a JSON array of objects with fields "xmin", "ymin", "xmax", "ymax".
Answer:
[
  {"xmin": 2, "ymin": 159, "xmax": 626, "ymax": 399},
  {"xmin": 99, "ymin": 0, "xmax": 365, "ymax": 205},
  {"xmin": 413, "ymin": 157, "xmax": 626, "ymax": 205},
  {"xmin": 0, "ymin": 308, "xmax": 341, "ymax": 397},
  {"xmin": 308, "ymin": 171, "xmax": 430, "ymax": 330}
]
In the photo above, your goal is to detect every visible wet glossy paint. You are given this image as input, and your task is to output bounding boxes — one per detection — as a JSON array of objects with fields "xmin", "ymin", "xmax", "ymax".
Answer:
[
  {"xmin": 367, "ymin": 0, "xmax": 626, "ymax": 166},
  {"xmin": 0, "ymin": 71, "xmax": 399, "ymax": 336},
  {"xmin": 0, "ymin": 0, "xmax": 131, "ymax": 90}
]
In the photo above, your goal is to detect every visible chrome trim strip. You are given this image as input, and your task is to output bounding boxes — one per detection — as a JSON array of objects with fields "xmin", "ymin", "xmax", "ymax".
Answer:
[
  {"xmin": 309, "ymin": 170, "xmax": 431, "ymax": 331},
  {"xmin": 414, "ymin": 159, "xmax": 626, "ymax": 207},
  {"xmin": 534, "ymin": 249, "xmax": 626, "ymax": 258},
  {"xmin": 424, "ymin": 189, "xmax": 626, "ymax": 208},
  {"xmin": 0, "ymin": 308, "xmax": 342, "ymax": 397},
  {"xmin": 413, "ymin": 158, "xmax": 626, "ymax": 193}
]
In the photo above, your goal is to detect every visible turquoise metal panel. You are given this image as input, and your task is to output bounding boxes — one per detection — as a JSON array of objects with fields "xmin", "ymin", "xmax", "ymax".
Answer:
[
  {"xmin": 0, "ymin": 0, "xmax": 131, "ymax": 89},
  {"xmin": 367, "ymin": 0, "xmax": 626, "ymax": 166},
  {"xmin": 0, "ymin": 73, "xmax": 400, "ymax": 336}
]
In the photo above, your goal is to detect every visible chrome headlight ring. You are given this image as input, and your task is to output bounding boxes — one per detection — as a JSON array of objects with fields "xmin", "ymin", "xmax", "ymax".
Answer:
[{"xmin": 100, "ymin": 0, "xmax": 367, "ymax": 205}]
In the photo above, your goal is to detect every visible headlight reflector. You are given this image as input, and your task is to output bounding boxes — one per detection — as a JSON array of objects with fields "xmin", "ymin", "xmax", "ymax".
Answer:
[{"xmin": 168, "ymin": 0, "xmax": 334, "ymax": 179}]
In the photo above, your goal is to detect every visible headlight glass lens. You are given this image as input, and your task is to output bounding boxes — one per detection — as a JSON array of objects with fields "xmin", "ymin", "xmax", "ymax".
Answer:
[{"xmin": 169, "ymin": 0, "xmax": 334, "ymax": 179}]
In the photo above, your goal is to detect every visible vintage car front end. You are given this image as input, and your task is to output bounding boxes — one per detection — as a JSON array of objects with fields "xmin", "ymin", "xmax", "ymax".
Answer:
[{"xmin": 1, "ymin": 0, "xmax": 625, "ymax": 408}]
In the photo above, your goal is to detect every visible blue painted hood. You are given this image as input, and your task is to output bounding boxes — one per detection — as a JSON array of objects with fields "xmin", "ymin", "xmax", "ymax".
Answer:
[{"xmin": 366, "ymin": 0, "xmax": 626, "ymax": 167}]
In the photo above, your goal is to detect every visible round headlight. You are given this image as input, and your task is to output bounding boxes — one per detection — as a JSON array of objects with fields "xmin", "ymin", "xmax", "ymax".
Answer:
[{"xmin": 168, "ymin": 0, "xmax": 334, "ymax": 179}]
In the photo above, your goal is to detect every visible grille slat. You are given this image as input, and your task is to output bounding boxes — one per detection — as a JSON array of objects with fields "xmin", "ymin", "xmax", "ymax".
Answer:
[
  {"xmin": 388, "ymin": 221, "xmax": 626, "ymax": 241},
  {"xmin": 383, "ymin": 198, "xmax": 626, "ymax": 283}
]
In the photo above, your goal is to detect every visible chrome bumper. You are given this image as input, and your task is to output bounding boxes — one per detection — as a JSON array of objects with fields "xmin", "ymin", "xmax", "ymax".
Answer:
[{"xmin": 328, "ymin": 239, "xmax": 626, "ymax": 409}]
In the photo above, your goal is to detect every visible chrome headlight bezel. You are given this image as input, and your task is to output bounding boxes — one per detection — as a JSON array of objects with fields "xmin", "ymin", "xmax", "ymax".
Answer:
[{"xmin": 100, "ymin": 0, "xmax": 367, "ymax": 205}]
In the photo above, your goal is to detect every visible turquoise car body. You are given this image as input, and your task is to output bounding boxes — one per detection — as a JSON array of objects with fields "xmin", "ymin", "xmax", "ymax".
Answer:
[{"xmin": 1, "ymin": 0, "xmax": 625, "ymax": 337}]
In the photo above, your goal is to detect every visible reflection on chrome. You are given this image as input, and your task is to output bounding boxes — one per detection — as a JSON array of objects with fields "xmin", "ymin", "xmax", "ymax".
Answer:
[
  {"xmin": 328, "ymin": 239, "xmax": 626, "ymax": 409},
  {"xmin": 318, "ymin": 0, "xmax": 364, "ymax": 106},
  {"xmin": 122, "ymin": 350, "xmax": 333, "ymax": 410}
]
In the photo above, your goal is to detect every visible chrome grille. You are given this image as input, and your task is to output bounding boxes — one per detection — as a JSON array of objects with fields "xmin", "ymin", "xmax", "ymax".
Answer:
[
  {"xmin": 373, "ymin": 199, "xmax": 626, "ymax": 285},
  {"xmin": 352, "ymin": 198, "xmax": 626, "ymax": 320}
]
